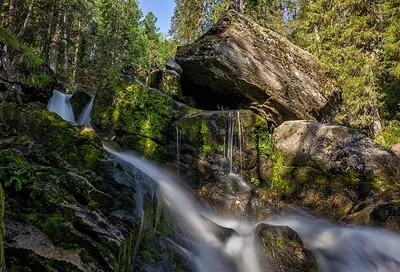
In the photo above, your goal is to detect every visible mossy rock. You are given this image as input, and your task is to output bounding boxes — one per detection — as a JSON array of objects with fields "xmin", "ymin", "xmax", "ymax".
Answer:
[{"xmin": 92, "ymin": 75, "xmax": 175, "ymax": 160}]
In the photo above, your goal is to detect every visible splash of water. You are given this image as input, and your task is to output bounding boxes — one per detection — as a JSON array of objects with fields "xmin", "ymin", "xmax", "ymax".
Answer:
[
  {"xmin": 77, "ymin": 96, "xmax": 95, "ymax": 125},
  {"xmin": 47, "ymin": 90, "xmax": 75, "ymax": 122},
  {"xmin": 104, "ymin": 146, "xmax": 263, "ymax": 272},
  {"xmin": 267, "ymin": 213, "xmax": 400, "ymax": 272}
]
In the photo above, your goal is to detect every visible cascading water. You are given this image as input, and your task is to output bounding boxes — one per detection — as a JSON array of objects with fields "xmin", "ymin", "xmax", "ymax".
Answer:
[
  {"xmin": 46, "ymin": 90, "xmax": 400, "ymax": 271},
  {"xmin": 77, "ymin": 96, "xmax": 95, "ymax": 125},
  {"xmin": 176, "ymin": 125, "xmax": 181, "ymax": 180},
  {"xmin": 267, "ymin": 213, "xmax": 400, "ymax": 272},
  {"xmin": 105, "ymin": 145, "xmax": 400, "ymax": 272},
  {"xmin": 47, "ymin": 90, "xmax": 75, "ymax": 122},
  {"xmin": 104, "ymin": 146, "xmax": 263, "ymax": 272},
  {"xmin": 47, "ymin": 89, "xmax": 95, "ymax": 125}
]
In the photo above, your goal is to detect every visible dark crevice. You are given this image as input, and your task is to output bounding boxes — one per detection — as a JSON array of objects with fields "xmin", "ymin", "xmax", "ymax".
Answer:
[{"xmin": 180, "ymin": 76, "xmax": 252, "ymax": 110}]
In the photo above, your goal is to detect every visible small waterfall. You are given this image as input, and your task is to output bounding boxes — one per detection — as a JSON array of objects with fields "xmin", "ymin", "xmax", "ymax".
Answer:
[
  {"xmin": 237, "ymin": 111, "xmax": 243, "ymax": 177},
  {"xmin": 77, "ymin": 96, "xmax": 95, "ymax": 125},
  {"xmin": 176, "ymin": 125, "xmax": 181, "ymax": 180},
  {"xmin": 267, "ymin": 213, "xmax": 400, "ymax": 272},
  {"xmin": 104, "ymin": 146, "xmax": 263, "ymax": 272},
  {"xmin": 227, "ymin": 112, "xmax": 234, "ymax": 174},
  {"xmin": 47, "ymin": 90, "xmax": 75, "ymax": 122}
]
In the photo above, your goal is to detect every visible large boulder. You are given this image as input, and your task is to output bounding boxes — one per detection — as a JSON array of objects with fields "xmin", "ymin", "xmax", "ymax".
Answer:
[
  {"xmin": 257, "ymin": 224, "xmax": 317, "ymax": 272},
  {"xmin": 176, "ymin": 10, "xmax": 341, "ymax": 125},
  {"xmin": 272, "ymin": 120, "xmax": 400, "ymax": 219}
]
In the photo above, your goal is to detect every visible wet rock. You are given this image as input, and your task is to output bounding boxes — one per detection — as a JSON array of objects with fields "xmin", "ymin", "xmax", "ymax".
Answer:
[
  {"xmin": 273, "ymin": 120, "xmax": 400, "ymax": 219},
  {"xmin": 257, "ymin": 223, "xmax": 317, "ymax": 272},
  {"xmin": 166, "ymin": 58, "xmax": 183, "ymax": 75},
  {"xmin": 5, "ymin": 219, "xmax": 89, "ymax": 271},
  {"xmin": 176, "ymin": 10, "xmax": 341, "ymax": 125},
  {"xmin": 176, "ymin": 110, "xmax": 264, "ymax": 187},
  {"xmin": 70, "ymin": 89, "xmax": 91, "ymax": 120}
]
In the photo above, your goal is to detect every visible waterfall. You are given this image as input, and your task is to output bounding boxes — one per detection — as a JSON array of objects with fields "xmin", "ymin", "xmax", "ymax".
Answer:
[
  {"xmin": 267, "ymin": 213, "xmax": 400, "ymax": 272},
  {"xmin": 237, "ymin": 111, "xmax": 243, "ymax": 177},
  {"xmin": 77, "ymin": 96, "xmax": 94, "ymax": 125},
  {"xmin": 227, "ymin": 112, "xmax": 234, "ymax": 174},
  {"xmin": 47, "ymin": 89, "xmax": 95, "ymax": 126},
  {"xmin": 104, "ymin": 146, "xmax": 263, "ymax": 272},
  {"xmin": 176, "ymin": 125, "xmax": 181, "ymax": 180},
  {"xmin": 47, "ymin": 90, "xmax": 75, "ymax": 123}
]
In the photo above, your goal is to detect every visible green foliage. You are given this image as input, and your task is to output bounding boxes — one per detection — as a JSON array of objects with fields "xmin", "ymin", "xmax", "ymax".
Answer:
[
  {"xmin": 114, "ymin": 232, "xmax": 135, "ymax": 272},
  {"xmin": 382, "ymin": 80, "xmax": 400, "ymax": 120},
  {"xmin": 250, "ymin": 177, "xmax": 260, "ymax": 186},
  {"xmin": 375, "ymin": 120, "xmax": 400, "ymax": 148},
  {"xmin": 0, "ymin": 150, "xmax": 33, "ymax": 192},
  {"xmin": 0, "ymin": 27, "xmax": 51, "ymax": 89}
]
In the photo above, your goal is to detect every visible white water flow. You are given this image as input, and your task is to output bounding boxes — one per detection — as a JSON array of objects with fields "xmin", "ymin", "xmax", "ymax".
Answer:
[
  {"xmin": 104, "ymin": 146, "xmax": 263, "ymax": 272},
  {"xmin": 236, "ymin": 111, "xmax": 243, "ymax": 177},
  {"xmin": 47, "ymin": 90, "xmax": 75, "ymax": 122},
  {"xmin": 267, "ymin": 214, "xmax": 400, "ymax": 272},
  {"xmin": 176, "ymin": 125, "xmax": 181, "ymax": 180},
  {"xmin": 77, "ymin": 96, "xmax": 94, "ymax": 125},
  {"xmin": 227, "ymin": 112, "xmax": 234, "ymax": 174}
]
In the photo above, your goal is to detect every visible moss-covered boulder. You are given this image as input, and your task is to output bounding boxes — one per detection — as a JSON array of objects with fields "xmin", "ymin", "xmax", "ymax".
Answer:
[
  {"xmin": 0, "ymin": 98, "xmax": 188, "ymax": 271},
  {"xmin": 272, "ymin": 120, "xmax": 400, "ymax": 221},
  {"xmin": 176, "ymin": 11, "xmax": 342, "ymax": 125},
  {"xmin": 70, "ymin": 89, "xmax": 92, "ymax": 120},
  {"xmin": 92, "ymin": 75, "xmax": 179, "ymax": 160},
  {"xmin": 257, "ymin": 224, "xmax": 317, "ymax": 272}
]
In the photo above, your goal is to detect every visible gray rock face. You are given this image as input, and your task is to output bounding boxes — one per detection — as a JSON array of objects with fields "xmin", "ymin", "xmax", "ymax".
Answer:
[
  {"xmin": 257, "ymin": 224, "xmax": 317, "ymax": 272},
  {"xmin": 272, "ymin": 120, "xmax": 400, "ymax": 219},
  {"xmin": 165, "ymin": 58, "xmax": 183, "ymax": 75},
  {"xmin": 391, "ymin": 143, "xmax": 400, "ymax": 157},
  {"xmin": 176, "ymin": 10, "xmax": 342, "ymax": 125},
  {"xmin": 70, "ymin": 89, "xmax": 91, "ymax": 120},
  {"xmin": 274, "ymin": 121, "xmax": 400, "ymax": 187}
]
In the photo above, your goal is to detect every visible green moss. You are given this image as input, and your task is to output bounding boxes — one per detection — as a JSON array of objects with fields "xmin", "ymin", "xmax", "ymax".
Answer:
[
  {"xmin": 0, "ymin": 27, "xmax": 51, "ymax": 90},
  {"xmin": 251, "ymin": 177, "xmax": 261, "ymax": 186},
  {"xmin": 375, "ymin": 120, "xmax": 400, "ymax": 148},
  {"xmin": 0, "ymin": 150, "xmax": 33, "ymax": 191},
  {"xmin": 141, "ymin": 250, "xmax": 156, "ymax": 263},
  {"xmin": 93, "ymin": 76, "xmax": 174, "ymax": 159}
]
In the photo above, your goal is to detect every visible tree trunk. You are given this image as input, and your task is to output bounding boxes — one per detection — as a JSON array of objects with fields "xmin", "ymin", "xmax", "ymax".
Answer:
[
  {"xmin": 63, "ymin": 14, "xmax": 69, "ymax": 75},
  {"xmin": 236, "ymin": 0, "xmax": 245, "ymax": 13},
  {"xmin": 49, "ymin": 13, "xmax": 61, "ymax": 72},
  {"xmin": 72, "ymin": 20, "xmax": 81, "ymax": 84},
  {"xmin": 43, "ymin": 0, "xmax": 57, "ymax": 63},
  {"xmin": 17, "ymin": 0, "xmax": 36, "ymax": 39},
  {"xmin": 8, "ymin": 0, "xmax": 15, "ymax": 32}
]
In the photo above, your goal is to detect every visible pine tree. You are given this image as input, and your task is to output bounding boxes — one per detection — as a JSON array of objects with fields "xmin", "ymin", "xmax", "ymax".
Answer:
[{"xmin": 289, "ymin": 0, "xmax": 386, "ymax": 136}]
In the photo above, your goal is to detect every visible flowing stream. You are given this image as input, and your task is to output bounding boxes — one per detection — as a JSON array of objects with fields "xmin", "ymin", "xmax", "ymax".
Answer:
[
  {"xmin": 104, "ymin": 146, "xmax": 263, "ymax": 272},
  {"xmin": 47, "ymin": 90, "xmax": 75, "ymax": 122},
  {"xmin": 47, "ymin": 90, "xmax": 400, "ymax": 272},
  {"xmin": 105, "ymin": 146, "xmax": 400, "ymax": 272},
  {"xmin": 47, "ymin": 89, "xmax": 94, "ymax": 125},
  {"xmin": 77, "ymin": 96, "xmax": 94, "ymax": 125}
]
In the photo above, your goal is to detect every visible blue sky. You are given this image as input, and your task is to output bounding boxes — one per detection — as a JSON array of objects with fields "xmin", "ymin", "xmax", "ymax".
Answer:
[{"xmin": 138, "ymin": 0, "xmax": 176, "ymax": 34}]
